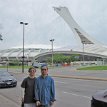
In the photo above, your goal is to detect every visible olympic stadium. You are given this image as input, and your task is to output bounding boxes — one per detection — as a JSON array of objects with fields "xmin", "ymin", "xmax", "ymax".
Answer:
[{"xmin": 0, "ymin": 7, "xmax": 107, "ymax": 65}]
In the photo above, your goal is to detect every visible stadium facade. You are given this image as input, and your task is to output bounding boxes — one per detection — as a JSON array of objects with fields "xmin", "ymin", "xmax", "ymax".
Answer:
[{"xmin": 0, "ymin": 45, "xmax": 51, "ymax": 65}]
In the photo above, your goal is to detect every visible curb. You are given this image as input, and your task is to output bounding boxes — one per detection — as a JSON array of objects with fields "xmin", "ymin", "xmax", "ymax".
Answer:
[{"xmin": 51, "ymin": 75, "xmax": 107, "ymax": 81}]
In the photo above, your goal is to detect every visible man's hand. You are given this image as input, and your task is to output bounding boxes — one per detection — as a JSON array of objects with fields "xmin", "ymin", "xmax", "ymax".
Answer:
[
  {"xmin": 21, "ymin": 97, "xmax": 24, "ymax": 102},
  {"xmin": 36, "ymin": 101, "xmax": 41, "ymax": 106},
  {"xmin": 50, "ymin": 101, "xmax": 54, "ymax": 106}
]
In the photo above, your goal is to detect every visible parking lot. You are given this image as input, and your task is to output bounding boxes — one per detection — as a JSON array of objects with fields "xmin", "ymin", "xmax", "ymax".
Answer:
[{"xmin": 0, "ymin": 66, "xmax": 107, "ymax": 107}]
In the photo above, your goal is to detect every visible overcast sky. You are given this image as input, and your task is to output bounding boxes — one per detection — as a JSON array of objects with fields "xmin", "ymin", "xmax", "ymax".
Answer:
[{"xmin": 0, "ymin": 0, "xmax": 107, "ymax": 50}]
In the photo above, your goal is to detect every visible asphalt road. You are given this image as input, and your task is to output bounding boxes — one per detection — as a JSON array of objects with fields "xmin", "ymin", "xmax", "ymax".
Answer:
[{"xmin": 0, "ymin": 66, "xmax": 107, "ymax": 107}]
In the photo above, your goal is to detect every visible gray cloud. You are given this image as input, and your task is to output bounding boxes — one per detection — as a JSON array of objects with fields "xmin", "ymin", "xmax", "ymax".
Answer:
[{"xmin": 0, "ymin": 0, "xmax": 107, "ymax": 50}]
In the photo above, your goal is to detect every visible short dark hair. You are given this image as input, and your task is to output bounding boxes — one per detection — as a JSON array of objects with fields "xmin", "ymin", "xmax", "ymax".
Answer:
[
  {"xmin": 41, "ymin": 65, "xmax": 48, "ymax": 70},
  {"xmin": 28, "ymin": 67, "xmax": 36, "ymax": 72}
]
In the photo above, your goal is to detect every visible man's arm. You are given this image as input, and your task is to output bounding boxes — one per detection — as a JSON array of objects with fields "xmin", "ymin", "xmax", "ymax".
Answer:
[
  {"xmin": 34, "ymin": 79, "xmax": 39, "ymax": 101},
  {"xmin": 34, "ymin": 79, "xmax": 41, "ymax": 106},
  {"xmin": 21, "ymin": 88, "xmax": 25, "ymax": 102},
  {"xmin": 50, "ymin": 78, "xmax": 56, "ymax": 102},
  {"xmin": 21, "ymin": 78, "xmax": 26, "ymax": 102}
]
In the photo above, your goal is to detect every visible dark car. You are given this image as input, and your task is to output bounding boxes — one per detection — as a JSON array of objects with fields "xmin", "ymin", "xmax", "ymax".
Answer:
[
  {"xmin": 91, "ymin": 89, "xmax": 107, "ymax": 107},
  {"xmin": 0, "ymin": 70, "xmax": 17, "ymax": 88}
]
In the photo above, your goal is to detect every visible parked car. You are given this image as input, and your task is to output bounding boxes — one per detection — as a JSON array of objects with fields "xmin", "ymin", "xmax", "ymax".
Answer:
[
  {"xmin": 0, "ymin": 70, "xmax": 17, "ymax": 88},
  {"xmin": 32, "ymin": 62, "xmax": 47, "ymax": 68},
  {"xmin": 91, "ymin": 89, "xmax": 107, "ymax": 107}
]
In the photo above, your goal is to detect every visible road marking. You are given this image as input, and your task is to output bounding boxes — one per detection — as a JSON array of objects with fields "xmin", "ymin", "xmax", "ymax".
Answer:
[
  {"xmin": 55, "ymin": 80, "xmax": 67, "ymax": 84},
  {"xmin": 67, "ymin": 82, "xmax": 102, "ymax": 89},
  {"xmin": 63, "ymin": 91, "xmax": 91, "ymax": 99},
  {"xmin": 0, "ymin": 94, "xmax": 19, "ymax": 107},
  {"xmin": 55, "ymin": 80, "xmax": 103, "ymax": 89}
]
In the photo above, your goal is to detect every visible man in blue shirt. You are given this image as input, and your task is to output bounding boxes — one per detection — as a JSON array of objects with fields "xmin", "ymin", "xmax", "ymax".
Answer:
[{"xmin": 35, "ymin": 65, "xmax": 55, "ymax": 107}]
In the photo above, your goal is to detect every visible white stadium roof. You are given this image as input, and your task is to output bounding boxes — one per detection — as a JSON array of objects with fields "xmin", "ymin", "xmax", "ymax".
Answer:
[{"xmin": 12, "ymin": 44, "xmax": 60, "ymax": 49}]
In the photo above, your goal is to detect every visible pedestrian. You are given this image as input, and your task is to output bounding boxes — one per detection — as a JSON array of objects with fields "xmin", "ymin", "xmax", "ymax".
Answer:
[
  {"xmin": 21, "ymin": 67, "xmax": 36, "ymax": 107},
  {"xmin": 35, "ymin": 65, "xmax": 56, "ymax": 107}
]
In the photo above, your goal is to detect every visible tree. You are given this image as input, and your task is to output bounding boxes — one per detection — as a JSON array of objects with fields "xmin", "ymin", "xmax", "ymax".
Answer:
[{"xmin": 47, "ymin": 54, "xmax": 80, "ymax": 64}]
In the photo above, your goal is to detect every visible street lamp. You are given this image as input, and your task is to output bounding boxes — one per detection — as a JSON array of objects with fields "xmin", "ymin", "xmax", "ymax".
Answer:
[
  {"xmin": 0, "ymin": 34, "xmax": 3, "ymax": 61},
  {"xmin": 6, "ymin": 59, "xmax": 8, "ymax": 72},
  {"xmin": 50, "ymin": 39, "xmax": 54, "ymax": 66},
  {"xmin": 82, "ymin": 41, "xmax": 85, "ymax": 65},
  {"xmin": 0, "ymin": 34, "xmax": 3, "ymax": 41},
  {"xmin": 20, "ymin": 22, "xmax": 28, "ymax": 73}
]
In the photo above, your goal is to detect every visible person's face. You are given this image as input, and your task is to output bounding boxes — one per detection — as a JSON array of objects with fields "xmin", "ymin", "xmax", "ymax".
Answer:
[
  {"xmin": 41, "ymin": 68, "xmax": 48, "ymax": 76},
  {"xmin": 29, "ymin": 68, "xmax": 36, "ymax": 77}
]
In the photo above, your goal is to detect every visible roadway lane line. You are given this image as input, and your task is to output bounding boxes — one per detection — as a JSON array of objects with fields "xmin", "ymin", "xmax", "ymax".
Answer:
[
  {"xmin": 55, "ymin": 80, "xmax": 102, "ymax": 88},
  {"xmin": 0, "ymin": 94, "xmax": 19, "ymax": 107},
  {"xmin": 63, "ymin": 91, "xmax": 91, "ymax": 99},
  {"xmin": 66, "ymin": 82, "xmax": 105, "ymax": 89},
  {"xmin": 55, "ymin": 80, "xmax": 67, "ymax": 84}
]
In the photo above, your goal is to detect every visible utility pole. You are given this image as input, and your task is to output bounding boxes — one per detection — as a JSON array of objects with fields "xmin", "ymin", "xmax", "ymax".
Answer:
[
  {"xmin": 20, "ymin": 22, "xmax": 28, "ymax": 73},
  {"xmin": 50, "ymin": 39, "xmax": 54, "ymax": 66}
]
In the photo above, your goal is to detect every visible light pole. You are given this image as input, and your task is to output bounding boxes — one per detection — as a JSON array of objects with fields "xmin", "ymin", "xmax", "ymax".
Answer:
[
  {"xmin": 82, "ymin": 41, "xmax": 85, "ymax": 65},
  {"xmin": 0, "ymin": 34, "xmax": 3, "ymax": 41},
  {"xmin": 20, "ymin": 22, "xmax": 28, "ymax": 73},
  {"xmin": 0, "ymin": 34, "xmax": 3, "ymax": 61},
  {"xmin": 6, "ymin": 59, "xmax": 8, "ymax": 72},
  {"xmin": 50, "ymin": 39, "xmax": 54, "ymax": 66}
]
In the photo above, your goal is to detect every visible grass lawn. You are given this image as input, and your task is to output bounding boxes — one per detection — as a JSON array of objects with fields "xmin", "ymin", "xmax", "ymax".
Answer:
[
  {"xmin": 77, "ymin": 66, "xmax": 107, "ymax": 70},
  {"xmin": 0, "ymin": 65, "xmax": 31, "ymax": 69}
]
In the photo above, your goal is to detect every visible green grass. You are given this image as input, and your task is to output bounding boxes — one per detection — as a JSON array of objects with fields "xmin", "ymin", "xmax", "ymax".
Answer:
[
  {"xmin": 77, "ymin": 66, "xmax": 107, "ymax": 70},
  {"xmin": 1, "ymin": 65, "xmax": 107, "ymax": 70},
  {"xmin": 0, "ymin": 65, "xmax": 31, "ymax": 69}
]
